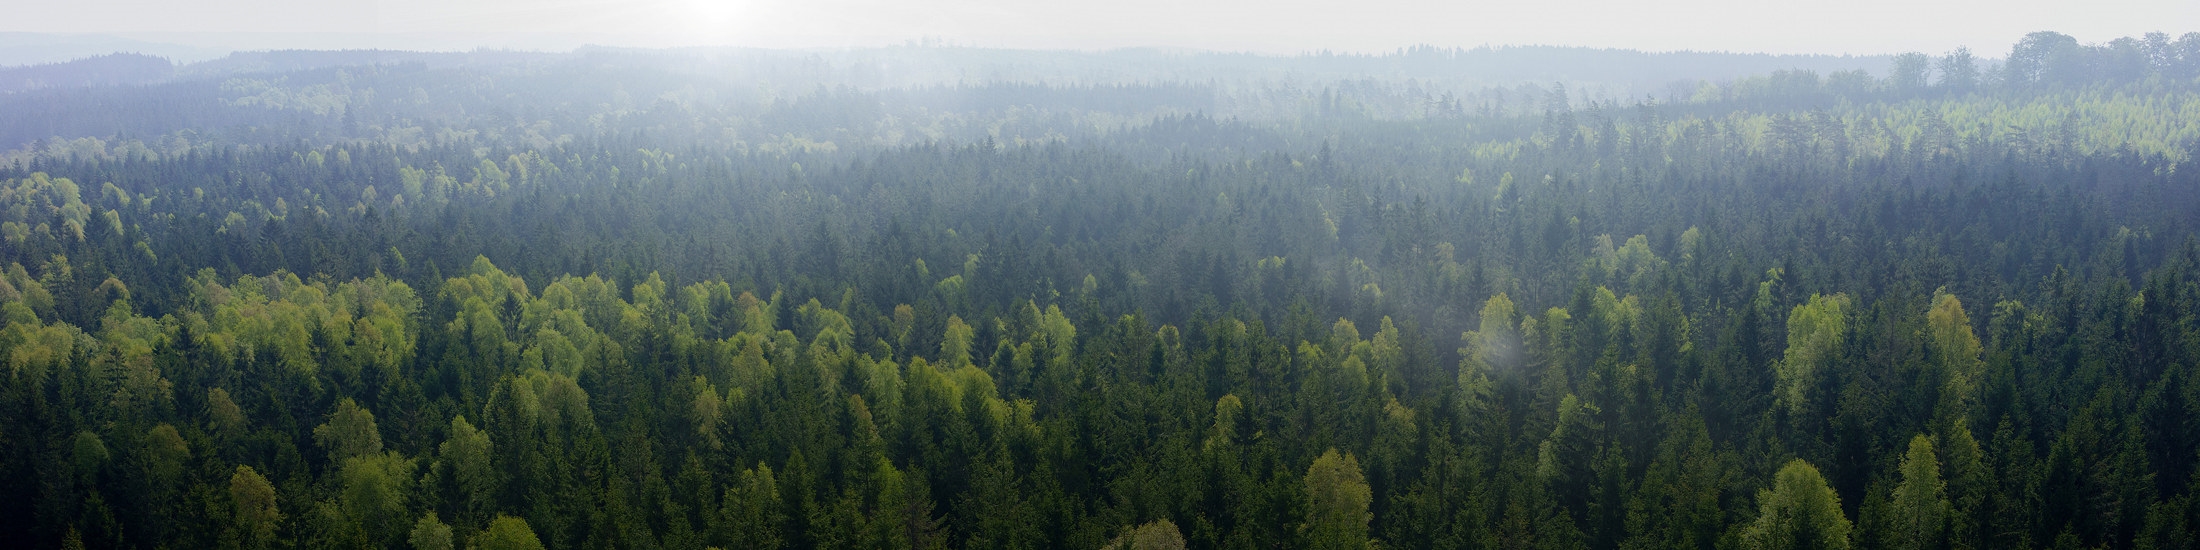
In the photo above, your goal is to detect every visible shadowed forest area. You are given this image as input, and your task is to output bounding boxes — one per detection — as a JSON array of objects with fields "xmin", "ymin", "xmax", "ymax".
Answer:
[{"xmin": 5, "ymin": 30, "xmax": 2200, "ymax": 550}]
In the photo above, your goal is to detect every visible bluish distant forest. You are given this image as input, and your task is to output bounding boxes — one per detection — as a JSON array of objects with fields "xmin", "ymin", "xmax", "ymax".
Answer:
[{"xmin": 5, "ymin": 31, "xmax": 2200, "ymax": 550}]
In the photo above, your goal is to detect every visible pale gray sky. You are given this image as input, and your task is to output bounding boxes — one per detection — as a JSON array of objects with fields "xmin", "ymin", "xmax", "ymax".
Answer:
[{"xmin": 8, "ymin": 0, "xmax": 2196, "ymax": 55}]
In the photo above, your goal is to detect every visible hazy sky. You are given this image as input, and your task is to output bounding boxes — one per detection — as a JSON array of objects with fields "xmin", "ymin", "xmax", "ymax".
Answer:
[{"xmin": 10, "ymin": 0, "xmax": 2198, "ymax": 55}]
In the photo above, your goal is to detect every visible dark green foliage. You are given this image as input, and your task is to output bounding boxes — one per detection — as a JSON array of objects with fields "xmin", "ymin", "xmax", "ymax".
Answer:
[{"xmin": 3, "ymin": 30, "xmax": 2200, "ymax": 549}]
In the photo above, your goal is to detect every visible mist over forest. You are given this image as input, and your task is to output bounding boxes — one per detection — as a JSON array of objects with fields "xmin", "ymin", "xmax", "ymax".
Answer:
[{"xmin": 5, "ymin": 28, "xmax": 2200, "ymax": 550}]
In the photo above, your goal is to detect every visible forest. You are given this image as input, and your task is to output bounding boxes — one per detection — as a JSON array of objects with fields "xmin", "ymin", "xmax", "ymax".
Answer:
[{"xmin": 4, "ymin": 29, "xmax": 2200, "ymax": 550}]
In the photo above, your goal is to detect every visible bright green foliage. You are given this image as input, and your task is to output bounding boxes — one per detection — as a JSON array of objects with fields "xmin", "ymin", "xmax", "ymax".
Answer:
[
  {"xmin": 410, "ymin": 513, "xmax": 453, "ymax": 550},
  {"xmin": 474, "ymin": 515, "xmax": 545, "ymax": 550},
  {"xmin": 1206, "ymin": 394, "xmax": 1243, "ymax": 450},
  {"xmin": 1102, "ymin": 518, "xmax": 1189, "ymax": 550},
  {"xmin": 336, "ymin": 452, "xmax": 417, "ymax": 546},
  {"xmin": 1887, "ymin": 435, "xmax": 1950, "ymax": 550},
  {"xmin": 1465, "ymin": 293, "xmax": 1521, "ymax": 371},
  {"xmin": 1589, "ymin": 234, "xmax": 1665, "ymax": 289},
  {"xmin": 1925, "ymin": 292, "xmax": 1983, "ymax": 420},
  {"xmin": 0, "ymin": 173, "xmax": 92, "ymax": 241},
  {"xmin": 941, "ymin": 314, "xmax": 976, "ymax": 368},
  {"xmin": 1777, "ymin": 294, "xmax": 1850, "ymax": 416},
  {"xmin": 1, "ymin": 296, "xmax": 78, "ymax": 378},
  {"xmin": 1369, "ymin": 317, "xmax": 1405, "ymax": 395},
  {"xmin": 1745, "ymin": 459, "xmax": 1852, "ymax": 550},
  {"xmin": 314, "ymin": 398, "xmax": 383, "ymax": 463},
  {"xmin": 723, "ymin": 463, "xmax": 784, "ymax": 549},
  {"xmin": 689, "ymin": 376, "xmax": 726, "ymax": 449},
  {"xmin": 178, "ymin": 270, "xmax": 420, "ymax": 378},
  {"xmin": 229, "ymin": 465, "xmax": 281, "ymax": 550},
  {"xmin": 1938, "ymin": 422, "xmax": 1989, "ymax": 549},
  {"xmin": 2, "ymin": 29, "xmax": 2200, "ymax": 550},
  {"xmin": 1304, "ymin": 448, "xmax": 1374, "ymax": 550},
  {"xmin": 434, "ymin": 416, "xmax": 496, "ymax": 528}
]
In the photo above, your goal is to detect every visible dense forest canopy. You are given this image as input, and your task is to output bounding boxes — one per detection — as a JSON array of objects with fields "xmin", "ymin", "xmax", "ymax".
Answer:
[{"xmin": 5, "ymin": 29, "xmax": 2200, "ymax": 550}]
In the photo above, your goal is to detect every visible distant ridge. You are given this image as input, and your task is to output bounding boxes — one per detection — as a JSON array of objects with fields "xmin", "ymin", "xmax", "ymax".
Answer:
[
  {"xmin": 0, "ymin": 53, "xmax": 173, "ymax": 94},
  {"xmin": 172, "ymin": 49, "xmax": 560, "ymax": 78},
  {"xmin": 0, "ymin": 34, "xmax": 1898, "ymax": 96},
  {"xmin": 0, "ymin": 33, "xmax": 221, "ymax": 67}
]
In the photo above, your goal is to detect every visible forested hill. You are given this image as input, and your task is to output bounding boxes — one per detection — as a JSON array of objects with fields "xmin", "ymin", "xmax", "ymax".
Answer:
[
  {"xmin": 0, "ymin": 42, "xmax": 1897, "ymax": 153},
  {"xmin": 4, "ymin": 30, "xmax": 2200, "ymax": 550}
]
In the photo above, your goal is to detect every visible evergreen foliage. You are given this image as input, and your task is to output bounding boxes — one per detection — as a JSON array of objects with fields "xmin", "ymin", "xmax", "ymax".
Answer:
[{"xmin": 2, "ymin": 29, "xmax": 2200, "ymax": 549}]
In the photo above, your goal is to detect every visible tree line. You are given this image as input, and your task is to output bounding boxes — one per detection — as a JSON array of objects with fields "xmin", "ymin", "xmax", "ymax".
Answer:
[{"xmin": 2, "ymin": 29, "xmax": 2200, "ymax": 550}]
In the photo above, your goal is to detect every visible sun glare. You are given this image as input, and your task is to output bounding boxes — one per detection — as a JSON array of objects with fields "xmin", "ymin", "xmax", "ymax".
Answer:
[{"xmin": 665, "ymin": 0, "xmax": 751, "ymax": 46}]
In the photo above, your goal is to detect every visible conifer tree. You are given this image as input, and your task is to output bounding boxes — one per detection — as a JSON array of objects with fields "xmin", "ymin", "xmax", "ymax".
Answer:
[{"xmin": 1889, "ymin": 435, "xmax": 1950, "ymax": 550}]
